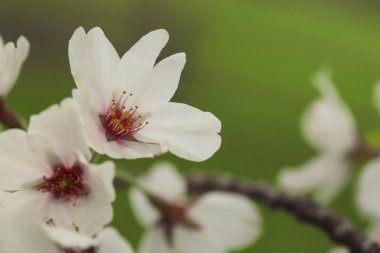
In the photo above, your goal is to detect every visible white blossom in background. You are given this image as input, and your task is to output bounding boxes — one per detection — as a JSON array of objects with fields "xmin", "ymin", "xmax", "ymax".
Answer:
[
  {"xmin": 278, "ymin": 70, "xmax": 358, "ymax": 203},
  {"xmin": 356, "ymin": 158, "xmax": 380, "ymax": 236},
  {"xmin": 129, "ymin": 161, "xmax": 261, "ymax": 253},
  {"xmin": 0, "ymin": 219, "xmax": 134, "ymax": 253},
  {"xmin": 327, "ymin": 247, "xmax": 348, "ymax": 253},
  {"xmin": 372, "ymin": 80, "xmax": 380, "ymax": 116},
  {"xmin": 328, "ymin": 158, "xmax": 380, "ymax": 253},
  {"xmin": 0, "ymin": 98, "xmax": 115, "ymax": 235},
  {"xmin": 0, "ymin": 35, "xmax": 29, "ymax": 97},
  {"xmin": 69, "ymin": 27, "xmax": 221, "ymax": 161}
]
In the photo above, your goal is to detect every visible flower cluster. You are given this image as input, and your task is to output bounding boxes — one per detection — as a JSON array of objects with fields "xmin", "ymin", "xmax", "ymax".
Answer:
[
  {"xmin": 2, "ymin": 26, "xmax": 379, "ymax": 253},
  {"xmin": 0, "ymin": 28, "xmax": 261, "ymax": 253}
]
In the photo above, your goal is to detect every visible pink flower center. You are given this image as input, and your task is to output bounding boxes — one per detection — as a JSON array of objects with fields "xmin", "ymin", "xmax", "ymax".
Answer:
[
  {"xmin": 99, "ymin": 91, "xmax": 148, "ymax": 141},
  {"xmin": 35, "ymin": 165, "xmax": 89, "ymax": 200},
  {"xmin": 159, "ymin": 203, "xmax": 188, "ymax": 226},
  {"xmin": 153, "ymin": 199, "xmax": 200, "ymax": 243}
]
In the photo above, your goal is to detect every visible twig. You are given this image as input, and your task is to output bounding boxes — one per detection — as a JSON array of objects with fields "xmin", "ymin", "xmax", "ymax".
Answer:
[
  {"xmin": 186, "ymin": 173, "xmax": 380, "ymax": 253},
  {"xmin": 0, "ymin": 98, "xmax": 24, "ymax": 129}
]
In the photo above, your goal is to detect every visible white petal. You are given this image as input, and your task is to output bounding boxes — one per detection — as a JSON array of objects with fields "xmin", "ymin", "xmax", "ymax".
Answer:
[
  {"xmin": 97, "ymin": 227, "xmax": 134, "ymax": 253},
  {"xmin": 133, "ymin": 53, "xmax": 186, "ymax": 109},
  {"xmin": 139, "ymin": 227, "xmax": 224, "ymax": 253},
  {"xmin": 102, "ymin": 139, "xmax": 162, "ymax": 159},
  {"xmin": 327, "ymin": 247, "xmax": 348, "ymax": 253},
  {"xmin": 278, "ymin": 154, "xmax": 351, "ymax": 203},
  {"xmin": 189, "ymin": 192, "xmax": 261, "ymax": 250},
  {"xmin": 66, "ymin": 160, "xmax": 115, "ymax": 235},
  {"xmin": 302, "ymin": 70, "xmax": 357, "ymax": 154},
  {"xmin": 368, "ymin": 222, "xmax": 380, "ymax": 242},
  {"xmin": 44, "ymin": 225, "xmax": 97, "ymax": 249},
  {"xmin": 356, "ymin": 158, "xmax": 380, "ymax": 220},
  {"xmin": 28, "ymin": 98, "xmax": 91, "ymax": 167},
  {"xmin": 139, "ymin": 229, "xmax": 175, "ymax": 253},
  {"xmin": 0, "ymin": 129, "xmax": 50, "ymax": 191},
  {"xmin": 69, "ymin": 27, "xmax": 120, "ymax": 110},
  {"xmin": 89, "ymin": 160, "xmax": 116, "ymax": 203},
  {"xmin": 0, "ymin": 36, "xmax": 29, "ymax": 97},
  {"xmin": 136, "ymin": 102, "xmax": 221, "ymax": 162},
  {"xmin": 1, "ymin": 190, "xmax": 52, "ymax": 222},
  {"xmin": 129, "ymin": 188, "xmax": 160, "ymax": 227},
  {"xmin": 129, "ymin": 162, "xmax": 185, "ymax": 227},
  {"xmin": 174, "ymin": 226, "xmax": 225, "ymax": 253},
  {"xmin": 46, "ymin": 192, "xmax": 113, "ymax": 236},
  {"xmin": 121, "ymin": 29, "xmax": 169, "ymax": 94},
  {"xmin": 0, "ymin": 220, "xmax": 60, "ymax": 253},
  {"xmin": 140, "ymin": 161, "xmax": 186, "ymax": 202},
  {"xmin": 373, "ymin": 80, "xmax": 380, "ymax": 116}
]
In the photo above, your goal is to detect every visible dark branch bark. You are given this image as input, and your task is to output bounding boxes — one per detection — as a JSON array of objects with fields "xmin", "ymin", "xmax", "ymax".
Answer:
[
  {"xmin": 0, "ymin": 98, "xmax": 24, "ymax": 129},
  {"xmin": 186, "ymin": 173, "xmax": 380, "ymax": 253}
]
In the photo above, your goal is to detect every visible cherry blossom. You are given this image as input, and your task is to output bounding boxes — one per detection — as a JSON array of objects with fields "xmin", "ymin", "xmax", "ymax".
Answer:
[
  {"xmin": 129, "ymin": 161, "xmax": 261, "ymax": 253},
  {"xmin": 69, "ymin": 27, "xmax": 221, "ymax": 161},
  {"xmin": 0, "ymin": 98, "xmax": 115, "ymax": 235},
  {"xmin": 0, "ymin": 219, "xmax": 133, "ymax": 253},
  {"xmin": 0, "ymin": 35, "xmax": 29, "ymax": 97},
  {"xmin": 278, "ymin": 70, "xmax": 358, "ymax": 203}
]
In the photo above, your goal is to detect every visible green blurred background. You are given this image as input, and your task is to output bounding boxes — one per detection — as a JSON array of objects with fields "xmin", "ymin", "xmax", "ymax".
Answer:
[{"xmin": 2, "ymin": 0, "xmax": 380, "ymax": 252}]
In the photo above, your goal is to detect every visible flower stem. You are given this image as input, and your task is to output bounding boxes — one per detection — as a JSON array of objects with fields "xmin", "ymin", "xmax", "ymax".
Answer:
[
  {"xmin": 0, "ymin": 97, "xmax": 25, "ymax": 130},
  {"xmin": 115, "ymin": 169, "xmax": 148, "ymax": 193}
]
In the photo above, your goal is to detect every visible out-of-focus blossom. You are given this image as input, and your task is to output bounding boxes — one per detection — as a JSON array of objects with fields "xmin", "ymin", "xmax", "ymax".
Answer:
[
  {"xmin": 278, "ymin": 70, "xmax": 358, "ymax": 203},
  {"xmin": 327, "ymin": 247, "xmax": 348, "ymax": 253},
  {"xmin": 129, "ymin": 161, "xmax": 261, "ymax": 253},
  {"xmin": 69, "ymin": 27, "xmax": 221, "ymax": 161},
  {"xmin": 356, "ymin": 158, "xmax": 380, "ymax": 231},
  {"xmin": 0, "ymin": 98, "xmax": 115, "ymax": 235},
  {"xmin": 0, "ymin": 36, "xmax": 29, "ymax": 97},
  {"xmin": 328, "ymin": 158, "xmax": 380, "ymax": 253},
  {"xmin": 0, "ymin": 219, "xmax": 133, "ymax": 253}
]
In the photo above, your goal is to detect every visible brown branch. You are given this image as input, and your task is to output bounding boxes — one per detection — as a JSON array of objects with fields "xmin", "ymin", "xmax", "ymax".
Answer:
[
  {"xmin": 0, "ymin": 98, "xmax": 24, "ymax": 129},
  {"xmin": 186, "ymin": 173, "xmax": 380, "ymax": 253}
]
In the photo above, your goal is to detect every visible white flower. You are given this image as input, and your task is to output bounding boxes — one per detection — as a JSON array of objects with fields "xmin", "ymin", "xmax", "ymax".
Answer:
[
  {"xmin": 0, "ymin": 219, "xmax": 133, "ymax": 253},
  {"xmin": 278, "ymin": 70, "xmax": 358, "ymax": 203},
  {"xmin": 329, "ymin": 158, "xmax": 380, "ymax": 253},
  {"xmin": 69, "ymin": 27, "xmax": 221, "ymax": 161},
  {"xmin": 357, "ymin": 158, "xmax": 380, "ymax": 224},
  {"xmin": 0, "ymin": 98, "xmax": 115, "ymax": 235},
  {"xmin": 129, "ymin": 161, "xmax": 261, "ymax": 253},
  {"xmin": 0, "ymin": 35, "xmax": 29, "ymax": 97}
]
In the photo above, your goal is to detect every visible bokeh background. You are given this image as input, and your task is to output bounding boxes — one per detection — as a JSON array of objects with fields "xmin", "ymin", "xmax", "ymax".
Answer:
[{"xmin": 1, "ymin": 0, "xmax": 380, "ymax": 252}]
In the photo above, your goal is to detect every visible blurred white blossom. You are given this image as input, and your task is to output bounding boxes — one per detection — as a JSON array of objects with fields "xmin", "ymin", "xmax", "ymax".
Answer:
[
  {"xmin": 0, "ymin": 35, "xmax": 29, "ymax": 97},
  {"xmin": 0, "ymin": 98, "xmax": 115, "ymax": 235},
  {"xmin": 69, "ymin": 27, "xmax": 221, "ymax": 161},
  {"xmin": 0, "ymin": 219, "xmax": 133, "ymax": 253},
  {"xmin": 129, "ymin": 161, "xmax": 261, "ymax": 253},
  {"xmin": 328, "ymin": 247, "xmax": 348, "ymax": 253},
  {"xmin": 356, "ymin": 158, "xmax": 380, "ymax": 232},
  {"xmin": 328, "ymin": 158, "xmax": 380, "ymax": 253},
  {"xmin": 278, "ymin": 70, "xmax": 358, "ymax": 203}
]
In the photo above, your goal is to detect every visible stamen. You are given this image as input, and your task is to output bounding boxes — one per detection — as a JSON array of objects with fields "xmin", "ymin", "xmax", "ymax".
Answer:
[
  {"xmin": 34, "ymin": 165, "xmax": 89, "ymax": 200},
  {"xmin": 99, "ymin": 91, "xmax": 146, "ymax": 141}
]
